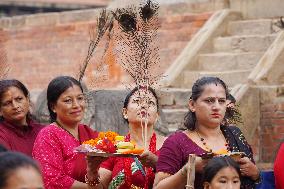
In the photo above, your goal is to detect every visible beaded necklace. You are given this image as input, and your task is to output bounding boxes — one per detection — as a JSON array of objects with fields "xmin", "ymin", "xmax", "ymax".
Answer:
[
  {"xmin": 195, "ymin": 130, "xmax": 230, "ymax": 153},
  {"xmin": 123, "ymin": 132, "xmax": 156, "ymax": 189}
]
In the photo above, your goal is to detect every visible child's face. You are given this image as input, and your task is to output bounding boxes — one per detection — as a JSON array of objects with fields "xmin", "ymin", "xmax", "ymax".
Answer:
[
  {"xmin": 123, "ymin": 89, "xmax": 158, "ymax": 126},
  {"xmin": 204, "ymin": 166, "xmax": 240, "ymax": 189}
]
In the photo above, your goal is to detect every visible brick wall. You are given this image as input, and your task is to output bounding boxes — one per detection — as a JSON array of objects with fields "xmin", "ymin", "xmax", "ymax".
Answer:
[
  {"xmin": 0, "ymin": 0, "xmax": 111, "ymax": 6},
  {"xmin": 260, "ymin": 100, "xmax": 284, "ymax": 163},
  {"xmin": 0, "ymin": 8, "xmax": 211, "ymax": 95}
]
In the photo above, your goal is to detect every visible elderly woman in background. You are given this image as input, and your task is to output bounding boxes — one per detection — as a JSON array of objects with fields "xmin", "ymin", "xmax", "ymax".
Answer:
[
  {"xmin": 33, "ymin": 76, "xmax": 98, "ymax": 189},
  {"xmin": 153, "ymin": 77, "xmax": 260, "ymax": 189},
  {"xmin": 0, "ymin": 79, "xmax": 44, "ymax": 156}
]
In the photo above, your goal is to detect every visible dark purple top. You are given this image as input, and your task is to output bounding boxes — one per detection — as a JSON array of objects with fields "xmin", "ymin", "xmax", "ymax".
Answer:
[
  {"xmin": 157, "ymin": 126, "xmax": 256, "ymax": 189},
  {"xmin": 156, "ymin": 131, "xmax": 206, "ymax": 189},
  {"xmin": 0, "ymin": 120, "xmax": 45, "ymax": 157}
]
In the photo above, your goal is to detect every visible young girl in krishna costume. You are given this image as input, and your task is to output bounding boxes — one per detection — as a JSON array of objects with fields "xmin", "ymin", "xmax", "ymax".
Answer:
[{"xmin": 86, "ymin": 87, "xmax": 166, "ymax": 189}]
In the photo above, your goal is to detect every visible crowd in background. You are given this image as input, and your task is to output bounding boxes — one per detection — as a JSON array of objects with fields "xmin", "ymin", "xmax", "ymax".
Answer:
[{"xmin": 0, "ymin": 76, "xmax": 280, "ymax": 189}]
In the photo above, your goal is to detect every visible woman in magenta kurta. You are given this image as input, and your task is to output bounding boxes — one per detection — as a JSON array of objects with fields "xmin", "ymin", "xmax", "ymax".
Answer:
[
  {"xmin": 154, "ymin": 77, "xmax": 260, "ymax": 189},
  {"xmin": 33, "ymin": 76, "xmax": 98, "ymax": 189}
]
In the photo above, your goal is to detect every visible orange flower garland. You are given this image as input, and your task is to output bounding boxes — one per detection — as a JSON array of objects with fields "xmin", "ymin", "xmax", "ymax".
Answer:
[
  {"xmin": 83, "ymin": 131, "xmax": 119, "ymax": 147},
  {"xmin": 104, "ymin": 131, "xmax": 118, "ymax": 142}
]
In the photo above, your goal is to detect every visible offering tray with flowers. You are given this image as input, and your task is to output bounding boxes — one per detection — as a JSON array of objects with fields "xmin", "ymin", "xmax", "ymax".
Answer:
[{"xmin": 74, "ymin": 131, "xmax": 144, "ymax": 157}]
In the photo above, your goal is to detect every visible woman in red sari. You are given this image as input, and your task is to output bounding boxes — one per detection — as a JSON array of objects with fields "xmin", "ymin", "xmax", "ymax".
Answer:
[
  {"xmin": 33, "ymin": 76, "xmax": 98, "ymax": 189},
  {"xmin": 86, "ymin": 87, "xmax": 166, "ymax": 189}
]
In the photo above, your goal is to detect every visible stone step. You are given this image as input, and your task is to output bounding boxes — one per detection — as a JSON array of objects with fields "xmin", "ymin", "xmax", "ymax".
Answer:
[
  {"xmin": 157, "ymin": 88, "xmax": 191, "ymax": 107},
  {"xmin": 167, "ymin": 41, "xmax": 189, "ymax": 49},
  {"xmin": 159, "ymin": 47, "xmax": 185, "ymax": 71},
  {"xmin": 161, "ymin": 108, "xmax": 188, "ymax": 132},
  {"xmin": 160, "ymin": 1, "xmax": 227, "ymax": 14},
  {"xmin": 182, "ymin": 70, "xmax": 251, "ymax": 88},
  {"xmin": 198, "ymin": 52, "xmax": 263, "ymax": 71},
  {"xmin": 228, "ymin": 19, "xmax": 273, "ymax": 36},
  {"xmin": 214, "ymin": 34, "xmax": 276, "ymax": 53}
]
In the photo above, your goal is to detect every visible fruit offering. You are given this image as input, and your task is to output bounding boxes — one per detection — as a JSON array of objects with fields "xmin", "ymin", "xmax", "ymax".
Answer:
[{"xmin": 78, "ymin": 131, "xmax": 144, "ymax": 155}]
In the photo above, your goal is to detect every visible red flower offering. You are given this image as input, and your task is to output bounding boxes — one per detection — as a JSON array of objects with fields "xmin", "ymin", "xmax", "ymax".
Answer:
[{"xmin": 95, "ymin": 138, "xmax": 116, "ymax": 153}]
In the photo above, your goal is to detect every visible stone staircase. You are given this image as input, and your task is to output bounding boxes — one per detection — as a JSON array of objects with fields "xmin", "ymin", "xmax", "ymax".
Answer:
[
  {"xmin": 160, "ymin": 18, "xmax": 278, "ymax": 133},
  {"xmin": 182, "ymin": 19, "xmax": 277, "ymax": 88},
  {"xmin": 157, "ymin": 12, "xmax": 211, "ymax": 74},
  {"xmin": 157, "ymin": 88, "xmax": 191, "ymax": 132}
]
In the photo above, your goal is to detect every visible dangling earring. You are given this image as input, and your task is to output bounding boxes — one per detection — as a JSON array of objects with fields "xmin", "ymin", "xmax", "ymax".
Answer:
[{"xmin": 124, "ymin": 115, "xmax": 128, "ymax": 119}]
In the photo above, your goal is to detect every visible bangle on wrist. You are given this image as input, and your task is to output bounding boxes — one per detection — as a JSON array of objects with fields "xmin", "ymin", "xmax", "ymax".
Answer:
[
  {"xmin": 85, "ymin": 174, "xmax": 100, "ymax": 186},
  {"xmin": 254, "ymin": 172, "xmax": 262, "ymax": 184}
]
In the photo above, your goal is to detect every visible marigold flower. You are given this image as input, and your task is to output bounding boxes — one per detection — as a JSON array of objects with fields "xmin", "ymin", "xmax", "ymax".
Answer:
[{"xmin": 82, "ymin": 131, "xmax": 119, "ymax": 148}]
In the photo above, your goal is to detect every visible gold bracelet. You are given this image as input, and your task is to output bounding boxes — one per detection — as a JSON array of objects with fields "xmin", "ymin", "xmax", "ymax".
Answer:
[{"xmin": 85, "ymin": 174, "xmax": 100, "ymax": 186}]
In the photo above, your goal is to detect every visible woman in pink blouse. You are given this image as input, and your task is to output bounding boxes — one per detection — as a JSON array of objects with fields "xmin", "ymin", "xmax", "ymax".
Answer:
[{"xmin": 33, "ymin": 76, "xmax": 98, "ymax": 189}]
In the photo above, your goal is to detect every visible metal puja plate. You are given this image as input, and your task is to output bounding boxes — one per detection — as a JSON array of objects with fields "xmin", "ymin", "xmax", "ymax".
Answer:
[
  {"xmin": 200, "ymin": 152, "xmax": 245, "ymax": 160},
  {"xmin": 86, "ymin": 151, "xmax": 139, "ymax": 157}
]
